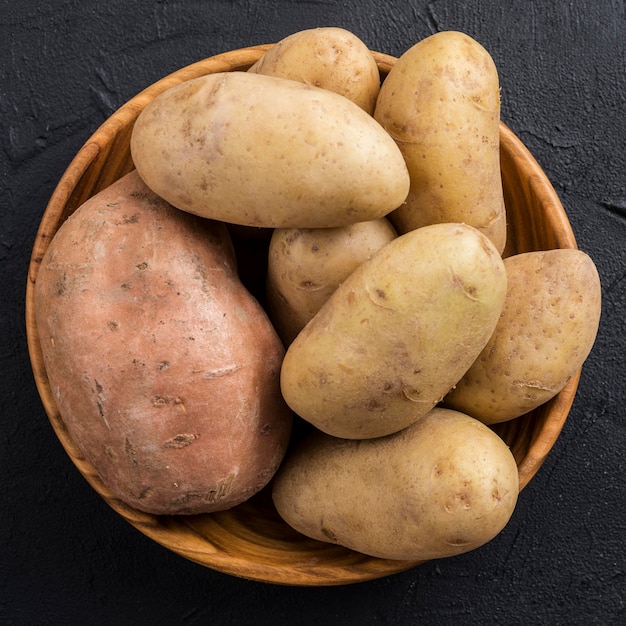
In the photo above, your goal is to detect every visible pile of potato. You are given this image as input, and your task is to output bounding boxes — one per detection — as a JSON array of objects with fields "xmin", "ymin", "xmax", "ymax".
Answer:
[{"xmin": 35, "ymin": 28, "xmax": 601, "ymax": 562}]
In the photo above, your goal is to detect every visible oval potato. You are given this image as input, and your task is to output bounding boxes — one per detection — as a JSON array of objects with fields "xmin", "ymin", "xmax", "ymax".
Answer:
[
  {"xmin": 374, "ymin": 31, "xmax": 506, "ymax": 253},
  {"xmin": 266, "ymin": 219, "xmax": 397, "ymax": 345},
  {"xmin": 34, "ymin": 171, "xmax": 293, "ymax": 515},
  {"xmin": 248, "ymin": 27, "xmax": 381, "ymax": 114},
  {"xmin": 131, "ymin": 71, "xmax": 410, "ymax": 229},
  {"xmin": 280, "ymin": 223, "xmax": 507, "ymax": 439},
  {"xmin": 444, "ymin": 249, "xmax": 602, "ymax": 423},
  {"xmin": 272, "ymin": 407, "xmax": 519, "ymax": 561}
]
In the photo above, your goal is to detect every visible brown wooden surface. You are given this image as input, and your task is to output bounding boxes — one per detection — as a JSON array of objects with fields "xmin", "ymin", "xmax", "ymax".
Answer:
[{"xmin": 25, "ymin": 47, "xmax": 579, "ymax": 586}]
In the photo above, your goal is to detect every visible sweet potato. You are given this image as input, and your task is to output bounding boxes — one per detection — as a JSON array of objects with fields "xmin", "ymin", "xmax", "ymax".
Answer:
[{"xmin": 34, "ymin": 171, "xmax": 292, "ymax": 515}]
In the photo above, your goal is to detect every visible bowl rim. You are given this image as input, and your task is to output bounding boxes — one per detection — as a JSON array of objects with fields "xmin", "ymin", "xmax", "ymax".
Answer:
[{"xmin": 25, "ymin": 45, "xmax": 580, "ymax": 586}]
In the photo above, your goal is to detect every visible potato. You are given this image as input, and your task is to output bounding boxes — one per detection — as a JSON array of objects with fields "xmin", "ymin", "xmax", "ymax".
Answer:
[
  {"xmin": 130, "ymin": 71, "xmax": 410, "ymax": 229},
  {"xmin": 444, "ymin": 249, "xmax": 602, "ymax": 423},
  {"xmin": 266, "ymin": 219, "xmax": 397, "ymax": 345},
  {"xmin": 280, "ymin": 223, "xmax": 507, "ymax": 439},
  {"xmin": 374, "ymin": 31, "xmax": 506, "ymax": 253},
  {"xmin": 34, "ymin": 171, "xmax": 292, "ymax": 515},
  {"xmin": 248, "ymin": 27, "xmax": 381, "ymax": 114},
  {"xmin": 272, "ymin": 407, "xmax": 519, "ymax": 561}
]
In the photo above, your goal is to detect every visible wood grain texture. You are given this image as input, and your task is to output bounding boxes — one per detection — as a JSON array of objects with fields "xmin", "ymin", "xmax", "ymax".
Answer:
[{"xmin": 25, "ymin": 46, "xmax": 579, "ymax": 586}]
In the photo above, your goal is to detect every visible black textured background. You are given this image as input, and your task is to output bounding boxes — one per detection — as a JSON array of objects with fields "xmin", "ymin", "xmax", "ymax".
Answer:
[{"xmin": 2, "ymin": 1, "xmax": 625, "ymax": 624}]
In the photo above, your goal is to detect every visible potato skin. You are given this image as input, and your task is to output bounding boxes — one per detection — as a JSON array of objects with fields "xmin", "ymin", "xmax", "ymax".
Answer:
[
  {"xmin": 130, "ymin": 71, "xmax": 410, "ymax": 229},
  {"xmin": 374, "ymin": 31, "xmax": 506, "ymax": 253},
  {"xmin": 266, "ymin": 219, "xmax": 397, "ymax": 345},
  {"xmin": 444, "ymin": 249, "xmax": 602, "ymax": 423},
  {"xmin": 272, "ymin": 408, "xmax": 519, "ymax": 561},
  {"xmin": 34, "ymin": 171, "xmax": 292, "ymax": 515},
  {"xmin": 248, "ymin": 27, "xmax": 381, "ymax": 114},
  {"xmin": 280, "ymin": 223, "xmax": 507, "ymax": 439}
]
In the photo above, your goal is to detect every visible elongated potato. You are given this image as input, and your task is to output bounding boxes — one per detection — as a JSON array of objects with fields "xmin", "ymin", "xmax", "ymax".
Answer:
[
  {"xmin": 280, "ymin": 223, "xmax": 507, "ymax": 439},
  {"xmin": 248, "ymin": 27, "xmax": 381, "ymax": 114},
  {"xmin": 272, "ymin": 408, "xmax": 519, "ymax": 561},
  {"xmin": 34, "ymin": 171, "xmax": 292, "ymax": 515},
  {"xmin": 444, "ymin": 249, "xmax": 601, "ymax": 423},
  {"xmin": 266, "ymin": 219, "xmax": 397, "ymax": 345},
  {"xmin": 131, "ymin": 71, "xmax": 410, "ymax": 229},
  {"xmin": 374, "ymin": 31, "xmax": 506, "ymax": 253}
]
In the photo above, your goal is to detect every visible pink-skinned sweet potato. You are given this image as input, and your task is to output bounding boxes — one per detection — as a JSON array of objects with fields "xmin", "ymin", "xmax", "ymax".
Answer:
[{"xmin": 35, "ymin": 170, "xmax": 292, "ymax": 515}]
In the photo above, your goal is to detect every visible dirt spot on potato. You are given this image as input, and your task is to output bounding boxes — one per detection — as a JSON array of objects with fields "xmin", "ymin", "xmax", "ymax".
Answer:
[{"xmin": 113, "ymin": 213, "xmax": 140, "ymax": 225}]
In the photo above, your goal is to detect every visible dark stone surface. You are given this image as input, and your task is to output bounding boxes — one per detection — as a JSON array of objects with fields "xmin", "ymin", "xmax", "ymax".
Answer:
[{"xmin": 2, "ymin": 1, "xmax": 624, "ymax": 624}]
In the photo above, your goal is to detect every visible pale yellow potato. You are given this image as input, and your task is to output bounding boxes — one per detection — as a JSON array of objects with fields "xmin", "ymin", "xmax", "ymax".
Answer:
[
  {"xmin": 444, "ymin": 249, "xmax": 601, "ymax": 424},
  {"xmin": 248, "ymin": 27, "xmax": 381, "ymax": 114},
  {"xmin": 280, "ymin": 223, "xmax": 507, "ymax": 439},
  {"xmin": 374, "ymin": 31, "xmax": 506, "ymax": 253},
  {"xmin": 266, "ymin": 218, "xmax": 397, "ymax": 345},
  {"xmin": 272, "ymin": 407, "xmax": 519, "ymax": 561},
  {"xmin": 131, "ymin": 72, "xmax": 409, "ymax": 229}
]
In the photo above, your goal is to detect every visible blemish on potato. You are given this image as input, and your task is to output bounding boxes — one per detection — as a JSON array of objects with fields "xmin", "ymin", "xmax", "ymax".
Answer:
[
  {"xmin": 321, "ymin": 526, "xmax": 339, "ymax": 543},
  {"xmin": 137, "ymin": 487, "xmax": 154, "ymax": 500},
  {"xmin": 205, "ymin": 473, "xmax": 235, "ymax": 503},
  {"xmin": 365, "ymin": 284, "xmax": 394, "ymax": 309},
  {"xmin": 152, "ymin": 395, "xmax": 169, "ymax": 407},
  {"xmin": 56, "ymin": 273, "xmax": 67, "ymax": 296},
  {"xmin": 164, "ymin": 433, "xmax": 198, "ymax": 449},
  {"xmin": 202, "ymin": 364, "xmax": 242, "ymax": 379},
  {"xmin": 401, "ymin": 385, "xmax": 424, "ymax": 402},
  {"xmin": 125, "ymin": 438, "xmax": 138, "ymax": 466},
  {"xmin": 451, "ymin": 272, "xmax": 479, "ymax": 301},
  {"xmin": 366, "ymin": 397, "xmax": 383, "ymax": 411},
  {"xmin": 447, "ymin": 537, "xmax": 471, "ymax": 547}
]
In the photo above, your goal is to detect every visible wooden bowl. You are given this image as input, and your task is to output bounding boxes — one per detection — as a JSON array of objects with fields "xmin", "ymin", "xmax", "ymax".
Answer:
[{"xmin": 26, "ymin": 46, "xmax": 579, "ymax": 586}]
